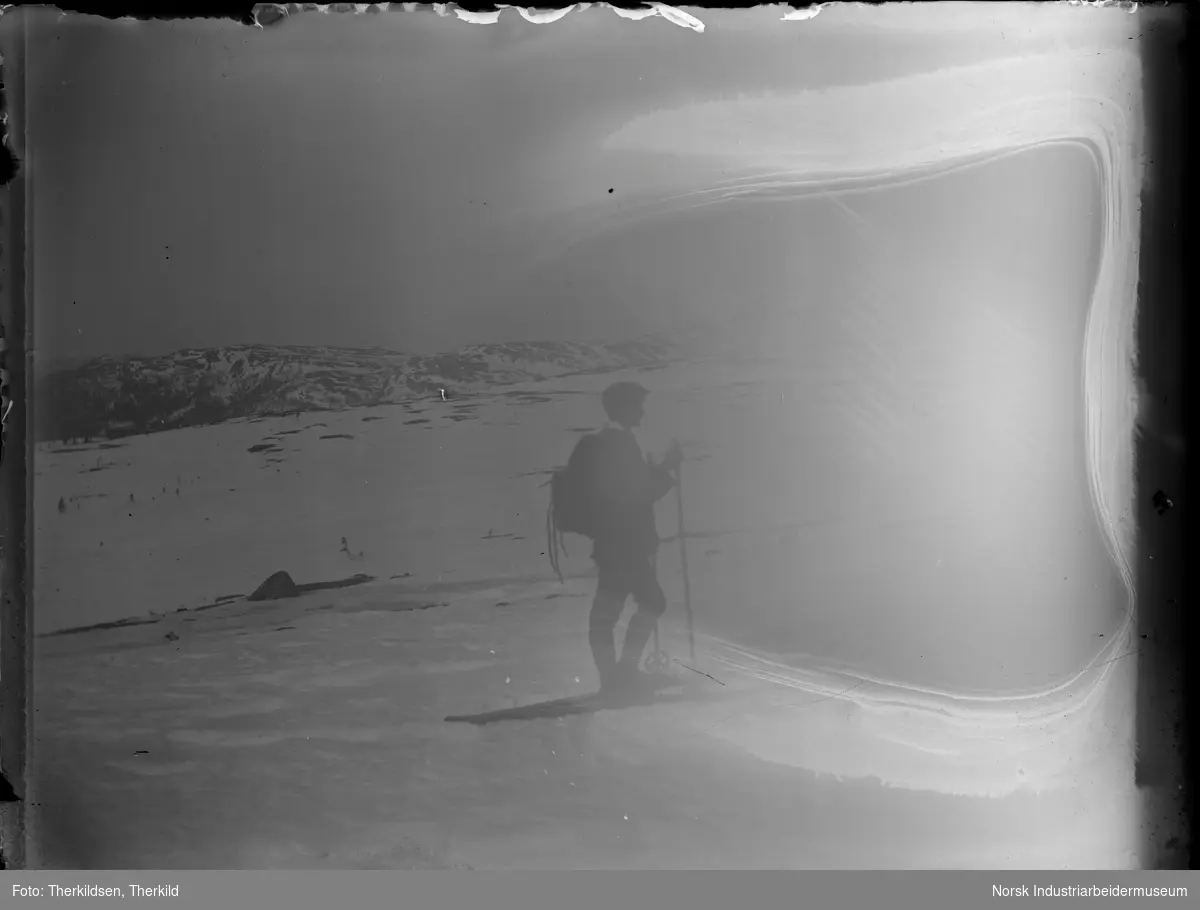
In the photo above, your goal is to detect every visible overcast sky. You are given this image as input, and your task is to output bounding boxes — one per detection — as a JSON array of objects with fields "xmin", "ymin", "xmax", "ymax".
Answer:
[{"xmin": 26, "ymin": 6, "xmax": 1096, "ymax": 362}]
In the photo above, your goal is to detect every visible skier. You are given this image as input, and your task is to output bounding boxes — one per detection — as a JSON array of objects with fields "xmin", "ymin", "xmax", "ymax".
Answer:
[{"xmin": 547, "ymin": 381, "xmax": 682, "ymax": 701}]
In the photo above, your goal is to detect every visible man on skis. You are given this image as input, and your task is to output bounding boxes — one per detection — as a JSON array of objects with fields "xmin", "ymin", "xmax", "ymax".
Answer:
[{"xmin": 548, "ymin": 381, "xmax": 682, "ymax": 701}]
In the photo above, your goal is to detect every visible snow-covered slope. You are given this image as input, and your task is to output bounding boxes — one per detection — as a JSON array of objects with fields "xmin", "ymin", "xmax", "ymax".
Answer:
[{"xmin": 35, "ymin": 337, "xmax": 678, "ymax": 442}]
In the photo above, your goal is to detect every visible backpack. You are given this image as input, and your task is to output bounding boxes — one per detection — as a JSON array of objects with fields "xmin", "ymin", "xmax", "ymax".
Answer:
[{"xmin": 545, "ymin": 431, "xmax": 612, "ymax": 581}]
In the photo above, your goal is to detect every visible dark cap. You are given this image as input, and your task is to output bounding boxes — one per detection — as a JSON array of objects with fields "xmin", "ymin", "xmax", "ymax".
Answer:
[{"xmin": 601, "ymin": 381, "xmax": 650, "ymax": 420}]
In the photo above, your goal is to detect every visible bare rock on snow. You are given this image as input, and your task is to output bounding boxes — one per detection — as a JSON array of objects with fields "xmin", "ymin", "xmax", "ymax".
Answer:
[{"xmin": 247, "ymin": 570, "xmax": 301, "ymax": 602}]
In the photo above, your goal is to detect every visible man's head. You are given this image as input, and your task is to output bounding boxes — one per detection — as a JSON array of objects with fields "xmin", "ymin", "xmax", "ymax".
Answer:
[{"xmin": 601, "ymin": 381, "xmax": 650, "ymax": 429}]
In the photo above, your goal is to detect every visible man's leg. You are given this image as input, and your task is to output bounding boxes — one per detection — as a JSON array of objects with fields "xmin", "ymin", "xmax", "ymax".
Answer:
[
  {"xmin": 589, "ymin": 565, "xmax": 629, "ymax": 691},
  {"xmin": 618, "ymin": 557, "xmax": 668, "ymax": 675}
]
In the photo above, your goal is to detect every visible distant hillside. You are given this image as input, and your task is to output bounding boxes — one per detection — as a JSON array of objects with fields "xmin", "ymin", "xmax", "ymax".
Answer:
[{"xmin": 35, "ymin": 337, "xmax": 678, "ymax": 442}]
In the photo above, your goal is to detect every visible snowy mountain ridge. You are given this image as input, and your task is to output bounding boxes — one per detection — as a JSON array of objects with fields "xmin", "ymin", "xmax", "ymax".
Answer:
[{"xmin": 36, "ymin": 336, "xmax": 679, "ymax": 442}]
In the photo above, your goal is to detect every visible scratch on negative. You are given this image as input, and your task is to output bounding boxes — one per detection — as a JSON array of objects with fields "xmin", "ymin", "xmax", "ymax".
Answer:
[{"xmin": 699, "ymin": 679, "xmax": 867, "ymax": 737}]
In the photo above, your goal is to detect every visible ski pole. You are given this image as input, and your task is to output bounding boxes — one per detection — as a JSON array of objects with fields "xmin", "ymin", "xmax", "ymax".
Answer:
[{"xmin": 675, "ymin": 462, "xmax": 695, "ymax": 665}]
